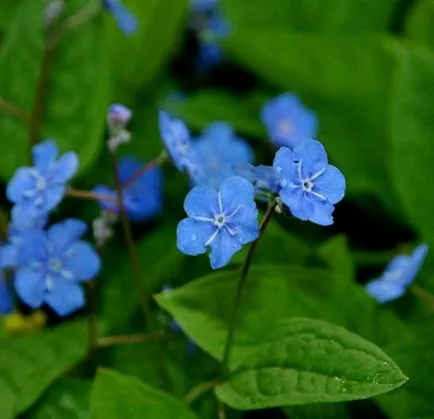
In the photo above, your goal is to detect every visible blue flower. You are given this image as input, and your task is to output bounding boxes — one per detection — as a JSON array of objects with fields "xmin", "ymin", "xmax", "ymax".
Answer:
[
  {"xmin": 193, "ymin": 122, "xmax": 254, "ymax": 188},
  {"xmin": 261, "ymin": 93, "xmax": 317, "ymax": 148},
  {"xmin": 159, "ymin": 111, "xmax": 199, "ymax": 172},
  {"xmin": 7, "ymin": 140, "xmax": 78, "ymax": 216},
  {"xmin": 177, "ymin": 176, "xmax": 259, "ymax": 269},
  {"xmin": 0, "ymin": 272, "xmax": 14, "ymax": 315},
  {"xmin": 0, "ymin": 206, "xmax": 47, "ymax": 269},
  {"xmin": 14, "ymin": 219, "xmax": 100, "ymax": 316},
  {"xmin": 103, "ymin": 0, "xmax": 138, "ymax": 35},
  {"xmin": 93, "ymin": 156, "xmax": 163, "ymax": 222},
  {"xmin": 366, "ymin": 244, "xmax": 428, "ymax": 304},
  {"xmin": 273, "ymin": 140, "xmax": 346, "ymax": 226},
  {"xmin": 234, "ymin": 163, "xmax": 279, "ymax": 198}
]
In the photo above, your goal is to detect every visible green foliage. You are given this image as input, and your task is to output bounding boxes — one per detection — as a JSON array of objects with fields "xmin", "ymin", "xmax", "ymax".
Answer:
[
  {"xmin": 0, "ymin": 321, "xmax": 87, "ymax": 419},
  {"xmin": 90, "ymin": 369, "xmax": 198, "ymax": 419},
  {"xmin": 406, "ymin": 0, "xmax": 434, "ymax": 48},
  {"xmin": 215, "ymin": 318, "xmax": 407, "ymax": 409}
]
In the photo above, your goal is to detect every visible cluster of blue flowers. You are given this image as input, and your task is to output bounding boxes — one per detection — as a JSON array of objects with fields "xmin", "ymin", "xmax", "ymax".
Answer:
[
  {"xmin": 159, "ymin": 93, "xmax": 346, "ymax": 269},
  {"xmin": 0, "ymin": 140, "xmax": 101, "ymax": 316}
]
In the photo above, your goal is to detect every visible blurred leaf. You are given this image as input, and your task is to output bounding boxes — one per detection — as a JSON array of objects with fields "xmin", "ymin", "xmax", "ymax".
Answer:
[
  {"xmin": 156, "ymin": 265, "xmax": 344, "ymax": 366},
  {"xmin": 215, "ymin": 318, "xmax": 407, "ymax": 409},
  {"xmin": 101, "ymin": 225, "xmax": 184, "ymax": 332},
  {"xmin": 0, "ymin": 0, "xmax": 21, "ymax": 31},
  {"xmin": 0, "ymin": 320, "xmax": 87, "ymax": 418},
  {"xmin": 107, "ymin": 0, "xmax": 188, "ymax": 99},
  {"xmin": 221, "ymin": 0, "xmax": 395, "ymax": 32},
  {"xmin": 27, "ymin": 379, "xmax": 91, "ymax": 419},
  {"xmin": 0, "ymin": 0, "xmax": 45, "ymax": 179},
  {"xmin": 406, "ymin": 0, "xmax": 434, "ymax": 48},
  {"xmin": 224, "ymin": 32, "xmax": 401, "ymax": 208},
  {"xmin": 90, "ymin": 369, "xmax": 198, "ymax": 419},
  {"xmin": 42, "ymin": 0, "xmax": 110, "ymax": 176},
  {"xmin": 390, "ymin": 46, "xmax": 434, "ymax": 249}
]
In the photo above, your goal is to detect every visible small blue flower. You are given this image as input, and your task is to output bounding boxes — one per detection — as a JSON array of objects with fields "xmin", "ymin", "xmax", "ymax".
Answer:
[
  {"xmin": 261, "ymin": 93, "xmax": 317, "ymax": 148},
  {"xmin": 93, "ymin": 156, "xmax": 163, "ymax": 222},
  {"xmin": 193, "ymin": 122, "xmax": 254, "ymax": 188},
  {"xmin": 273, "ymin": 140, "xmax": 345, "ymax": 226},
  {"xmin": 103, "ymin": 0, "xmax": 138, "ymax": 35},
  {"xmin": 366, "ymin": 244, "xmax": 428, "ymax": 304},
  {"xmin": 7, "ymin": 140, "xmax": 78, "ymax": 216},
  {"xmin": 177, "ymin": 176, "xmax": 259, "ymax": 269},
  {"xmin": 14, "ymin": 219, "xmax": 100, "ymax": 316},
  {"xmin": 0, "ymin": 272, "xmax": 14, "ymax": 315},
  {"xmin": 234, "ymin": 163, "xmax": 280, "ymax": 198},
  {"xmin": 159, "ymin": 111, "xmax": 199, "ymax": 172},
  {"xmin": 0, "ymin": 206, "xmax": 47, "ymax": 269},
  {"xmin": 107, "ymin": 103, "xmax": 132, "ymax": 128}
]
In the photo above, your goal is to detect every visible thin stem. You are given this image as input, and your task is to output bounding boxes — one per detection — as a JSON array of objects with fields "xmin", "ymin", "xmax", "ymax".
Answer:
[
  {"xmin": 216, "ymin": 398, "xmax": 226, "ymax": 419},
  {"xmin": 96, "ymin": 331, "xmax": 164, "ymax": 349},
  {"xmin": 185, "ymin": 378, "xmax": 220, "ymax": 404},
  {"xmin": 220, "ymin": 201, "xmax": 277, "ymax": 376},
  {"xmin": 121, "ymin": 152, "xmax": 167, "ymax": 190},
  {"xmin": 108, "ymin": 150, "xmax": 152, "ymax": 326},
  {"xmin": 410, "ymin": 285, "xmax": 434, "ymax": 307},
  {"xmin": 63, "ymin": 0, "xmax": 101, "ymax": 32},
  {"xmin": 0, "ymin": 98, "xmax": 30, "ymax": 125},
  {"xmin": 67, "ymin": 188, "xmax": 117, "ymax": 203}
]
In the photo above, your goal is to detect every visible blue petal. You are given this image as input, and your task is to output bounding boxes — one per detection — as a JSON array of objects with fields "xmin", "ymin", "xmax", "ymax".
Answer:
[
  {"xmin": 10, "ymin": 204, "xmax": 48, "ymax": 233},
  {"xmin": 279, "ymin": 187, "xmax": 314, "ymax": 221},
  {"xmin": 45, "ymin": 279, "xmax": 85, "ymax": 316},
  {"xmin": 117, "ymin": 155, "xmax": 140, "ymax": 182},
  {"xmin": 43, "ymin": 184, "xmax": 67, "ymax": 213},
  {"xmin": 219, "ymin": 176, "xmax": 256, "ymax": 214},
  {"xmin": 17, "ymin": 232, "xmax": 48, "ymax": 265},
  {"xmin": 33, "ymin": 139, "xmax": 58, "ymax": 173},
  {"xmin": 314, "ymin": 165, "xmax": 346, "ymax": 204},
  {"xmin": 365, "ymin": 278, "xmax": 406, "ymax": 304},
  {"xmin": 209, "ymin": 229, "xmax": 241, "ymax": 269},
  {"xmin": 229, "ymin": 206, "xmax": 259, "ymax": 245},
  {"xmin": 48, "ymin": 151, "xmax": 79, "ymax": 183},
  {"xmin": 112, "ymin": 3, "xmax": 138, "ymax": 35},
  {"xmin": 63, "ymin": 241, "xmax": 100, "ymax": 281},
  {"xmin": 403, "ymin": 244, "xmax": 428, "ymax": 286},
  {"xmin": 184, "ymin": 185, "xmax": 218, "ymax": 218},
  {"xmin": 0, "ymin": 244, "xmax": 18, "ymax": 268},
  {"xmin": 308, "ymin": 199, "xmax": 335, "ymax": 226},
  {"xmin": 93, "ymin": 185, "xmax": 117, "ymax": 213},
  {"xmin": 234, "ymin": 164, "xmax": 280, "ymax": 193},
  {"xmin": 6, "ymin": 168, "xmax": 35, "ymax": 204},
  {"xmin": 14, "ymin": 268, "xmax": 46, "ymax": 309},
  {"xmin": 0, "ymin": 275, "xmax": 14, "ymax": 314},
  {"xmin": 293, "ymin": 139, "xmax": 328, "ymax": 178},
  {"xmin": 273, "ymin": 147, "xmax": 298, "ymax": 186},
  {"xmin": 47, "ymin": 219, "xmax": 87, "ymax": 253},
  {"xmin": 177, "ymin": 218, "xmax": 215, "ymax": 256}
]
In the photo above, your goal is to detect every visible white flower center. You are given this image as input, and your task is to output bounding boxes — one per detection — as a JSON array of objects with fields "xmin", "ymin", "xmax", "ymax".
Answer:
[{"xmin": 278, "ymin": 119, "xmax": 294, "ymax": 135}]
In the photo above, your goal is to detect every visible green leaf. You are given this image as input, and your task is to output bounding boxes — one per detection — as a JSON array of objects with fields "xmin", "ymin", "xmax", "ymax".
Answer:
[
  {"xmin": 101, "ymin": 225, "xmax": 184, "ymax": 332},
  {"xmin": 155, "ymin": 265, "xmax": 344, "ymax": 366},
  {"xmin": 27, "ymin": 379, "xmax": 91, "ymax": 419},
  {"xmin": 0, "ymin": 320, "xmax": 87, "ymax": 418},
  {"xmin": 221, "ymin": 0, "xmax": 395, "ymax": 32},
  {"xmin": 42, "ymin": 0, "xmax": 110, "ymax": 176},
  {"xmin": 390, "ymin": 45, "xmax": 434, "ymax": 249},
  {"xmin": 215, "ymin": 318, "xmax": 407, "ymax": 409},
  {"xmin": 224, "ymin": 32, "xmax": 401, "ymax": 207},
  {"xmin": 90, "ymin": 369, "xmax": 198, "ymax": 419},
  {"xmin": 406, "ymin": 0, "xmax": 434, "ymax": 48},
  {"xmin": 0, "ymin": 0, "xmax": 45, "ymax": 179},
  {"xmin": 107, "ymin": 0, "xmax": 188, "ymax": 98}
]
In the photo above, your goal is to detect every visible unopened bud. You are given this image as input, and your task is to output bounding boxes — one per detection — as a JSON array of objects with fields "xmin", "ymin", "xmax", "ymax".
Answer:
[
  {"xmin": 108, "ymin": 103, "xmax": 132, "ymax": 128},
  {"xmin": 44, "ymin": 0, "xmax": 65, "ymax": 26}
]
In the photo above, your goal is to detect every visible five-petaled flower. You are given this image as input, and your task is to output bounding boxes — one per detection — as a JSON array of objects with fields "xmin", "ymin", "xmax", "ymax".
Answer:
[
  {"xmin": 193, "ymin": 122, "xmax": 254, "ymax": 188},
  {"xmin": 273, "ymin": 139, "xmax": 346, "ymax": 226},
  {"xmin": 93, "ymin": 156, "xmax": 163, "ymax": 222},
  {"xmin": 261, "ymin": 93, "xmax": 317, "ymax": 149},
  {"xmin": 7, "ymin": 139, "xmax": 78, "ymax": 216},
  {"xmin": 14, "ymin": 219, "xmax": 100, "ymax": 316},
  {"xmin": 103, "ymin": 0, "xmax": 138, "ymax": 35},
  {"xmin": 366, "ymin": 244, "xmax": 428, "ymax": 304},
  {"xmin": 177, "ymin": 176, "xmax": 259, "ymax": 269}
]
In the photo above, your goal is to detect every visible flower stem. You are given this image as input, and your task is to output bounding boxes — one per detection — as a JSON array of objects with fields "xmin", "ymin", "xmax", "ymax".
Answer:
[
  {"xmin": 96, "ymin": 331, "xmax": 164, "ymax": 348},
  {"xmin": 220, "ymin": 201, "xmax": 277, "ymax": 376},
  {"xmin": 216, "ymin": 398, "xmax": 226, "ymax": 419},
  {"xmin": 410, "ymin": 285, "xmax": 434, "ymax": 307},
  {"xmin": 121, "ymin": 151, "xmax": 167, "ymax": 190},
  {"xmin": 67, "ymin": 188, "xmax": 117, "ymax": 203},
  {"xmin": 63, "ymin": 0, "xmax": 101, "ymax": 32},
  {"xmin": 0, "ymin": 98, "xmax": 30, "ymax": 125},
  {"xmin": 185, "ymin": 378, "xmax": 220, "ymax": 404}
]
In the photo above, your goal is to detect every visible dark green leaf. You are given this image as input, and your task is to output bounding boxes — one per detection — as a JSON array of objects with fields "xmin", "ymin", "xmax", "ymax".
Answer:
[
  {"xmin": 215, "ymin": 318, "xmax": 407, "ymax": 409},
  {"xmin": 0, "ymin": 0, "xmax": 45, "ymax": 179},
  {"xmin": 90, "ymin": 369, "xmax": 198, "ymax": 419},
  {"xmin": 27, "ymin": 379, "xmax": 91, "ymax": 419},
  {"xmin": 0, "ymin": 321, "xmax": 87, "ymax": 418},
  {"xmin": 390, "ymin": 45, "xmax": 434, "ymax": 248},
  {"xmin": 406, "ymin": 0, "xmax": 434, "ymax": 48}
]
